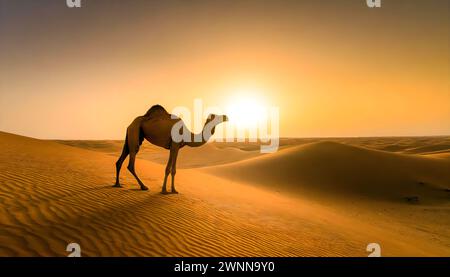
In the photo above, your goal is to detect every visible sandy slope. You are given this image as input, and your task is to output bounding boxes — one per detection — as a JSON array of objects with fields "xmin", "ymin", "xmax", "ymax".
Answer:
[{"xmin": 1, "ymin": 131, "xmax": 450, "ymax": 256}]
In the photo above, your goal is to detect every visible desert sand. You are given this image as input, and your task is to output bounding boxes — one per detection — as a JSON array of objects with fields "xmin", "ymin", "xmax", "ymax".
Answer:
[{"xmin": 1, "ymin": 131, "xmax": 449, "ymax": 256}]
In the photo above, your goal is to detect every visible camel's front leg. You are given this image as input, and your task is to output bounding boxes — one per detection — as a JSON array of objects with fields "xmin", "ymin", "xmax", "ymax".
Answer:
[
  {"xmin": 161, "ymin": 149, "xmax": 173, "ymax": 194},
  {"xmin": 170, "ymin": 144, "xmax": 180, "ymax": 194}
]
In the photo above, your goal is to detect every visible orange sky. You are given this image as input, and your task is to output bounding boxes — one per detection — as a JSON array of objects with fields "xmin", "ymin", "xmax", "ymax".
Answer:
[{"xmin": 0, "ymin": 0, "xmax": 448, "ymax": 139}]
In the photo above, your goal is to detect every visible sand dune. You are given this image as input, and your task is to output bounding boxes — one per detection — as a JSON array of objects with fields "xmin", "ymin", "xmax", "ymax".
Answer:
[
  {"xmin": 1, "ymin": 131, "xmax": 450, "ymax": 256},
  {"xmin": 204, "ymin": 141, "xmax": 450, "ymax": 203}
]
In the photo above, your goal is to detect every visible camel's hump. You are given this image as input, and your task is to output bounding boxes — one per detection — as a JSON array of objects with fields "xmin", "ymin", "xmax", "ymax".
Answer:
[{"xmin": 144, "ymin": 105, "xmax": 169, "ymax": 118}]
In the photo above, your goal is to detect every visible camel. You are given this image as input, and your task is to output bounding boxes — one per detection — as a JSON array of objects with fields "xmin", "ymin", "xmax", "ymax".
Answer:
[{"xmin": 114, "ymin": 105, "xmax": 228, "ymax": 193}]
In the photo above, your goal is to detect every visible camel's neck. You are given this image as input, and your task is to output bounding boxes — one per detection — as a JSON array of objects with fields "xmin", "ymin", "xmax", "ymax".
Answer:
[{"xmin": 186, "ymin": 122, "xmax": 217, "ymax": 147}]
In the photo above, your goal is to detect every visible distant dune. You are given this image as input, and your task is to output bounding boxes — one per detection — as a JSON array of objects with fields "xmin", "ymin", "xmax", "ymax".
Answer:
[
  {"xmin": 1, "ymin": 131, "xmax": 450, "ymax": 256},
  {"xmin": 204, "ymin": 141, "xmax": 450, "ymax": 203}
]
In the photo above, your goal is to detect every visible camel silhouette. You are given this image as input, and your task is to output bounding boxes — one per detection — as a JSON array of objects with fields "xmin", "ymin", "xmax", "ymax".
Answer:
[{"xmin": 114, "ymin": 105, "xmax": 228, "ymax": 193}]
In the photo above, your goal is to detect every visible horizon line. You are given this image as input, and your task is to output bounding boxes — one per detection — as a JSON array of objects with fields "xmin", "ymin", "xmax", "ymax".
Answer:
[{"xmin": 2, "ymin": 130, "xmax": 449, "ymax": 141}]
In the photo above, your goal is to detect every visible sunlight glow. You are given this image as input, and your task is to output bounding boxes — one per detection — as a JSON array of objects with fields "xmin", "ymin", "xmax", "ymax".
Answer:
[{"xmin": 225, "ymin": 92, "xmax": 268, "ymax": 129}]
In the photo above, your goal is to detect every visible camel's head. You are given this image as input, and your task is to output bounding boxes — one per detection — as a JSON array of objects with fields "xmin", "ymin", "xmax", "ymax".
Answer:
[{"xmin": 206, "ymin": 114, "xmax": 228, "ymax": 125}]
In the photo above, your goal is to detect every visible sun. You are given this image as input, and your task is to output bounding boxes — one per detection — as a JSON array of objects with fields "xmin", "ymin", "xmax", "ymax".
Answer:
[{"xmin": 225, "ymin": 92, "xmax": 268, "ymax": 129}]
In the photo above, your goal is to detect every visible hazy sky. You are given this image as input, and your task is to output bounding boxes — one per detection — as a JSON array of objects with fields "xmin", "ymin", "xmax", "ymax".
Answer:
[{"xmin": 0, "ymin": 0, "xmax": 448, "ymax": 139}]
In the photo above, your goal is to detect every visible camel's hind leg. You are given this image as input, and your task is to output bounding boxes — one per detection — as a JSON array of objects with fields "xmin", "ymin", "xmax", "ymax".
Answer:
[
  {"xmin": 127, "ymin": 150, "xmax": 148, "ymax": 191},
  {"xmin": 114, "ymin": 136, "xmax": 129, "ymax": 187},
  {"xmin": 126, "ymin": 124, "xmax": 148, "ymax": 191}
]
